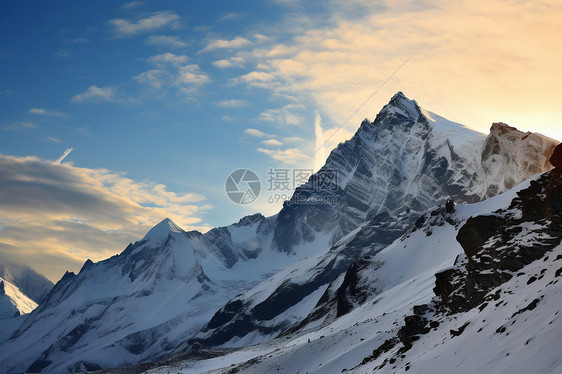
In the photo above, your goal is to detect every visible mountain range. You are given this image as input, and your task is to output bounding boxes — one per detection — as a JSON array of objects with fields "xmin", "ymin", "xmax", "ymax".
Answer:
[{"xmin": 0, "ymin": 92, "xmax": 559, "ymax": 374}]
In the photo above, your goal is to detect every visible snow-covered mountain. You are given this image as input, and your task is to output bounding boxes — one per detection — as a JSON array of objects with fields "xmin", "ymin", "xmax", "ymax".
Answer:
[
  {"xmin": 141, "ymin": 143, "xmax": 562, "ymax": 374},
  {"xmin": 0, "ymin": 92, "xmax": 558, "ymax": 373},
  {"xmin": 0, "ymin": 214, "xmax": 329, "ymax": 373},
  {"xmin": 0, "ymin": 263, "xmax": 53, "ymax": 304},
  {"xmin": 0, "ymin": 277, "xmax": 37, "ymax": 319},
  {"xmin": 185, "ymin": 92, "xmax": 558, "ymax": 349}
]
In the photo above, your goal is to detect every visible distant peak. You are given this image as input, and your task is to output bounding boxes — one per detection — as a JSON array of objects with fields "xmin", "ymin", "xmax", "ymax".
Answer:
[
  {"xmin": 143, "ymin": 218, "xmax": 184, "ymax": 241},
  {"xmin": 79, "ymin": 259, "xmax": 94, "ymax": 273},
  {"xmin": 387, "ymin": 91, "xmax": 420, "ymax": 119},
  {"xmin": 233, "ymin": 213, "xmax": 265, "ymax": 227}
]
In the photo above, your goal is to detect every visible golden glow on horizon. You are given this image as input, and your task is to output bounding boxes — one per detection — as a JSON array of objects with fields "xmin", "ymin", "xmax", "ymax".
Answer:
[{"xmin": 252, "ymin": 0, "xmax": 561, "ymax": 147}]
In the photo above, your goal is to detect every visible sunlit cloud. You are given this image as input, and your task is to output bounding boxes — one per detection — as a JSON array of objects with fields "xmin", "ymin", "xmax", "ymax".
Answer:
[
  {"xmin": 109, "ymin": 11, "xmax": 180, "ymax": 37},
  {"xmin": 0, "ymin": 154, "xmax": 211, "ymax": 281},
  {"xmin": 261, "ymin": 139, "xmax": 283, "ymax": 146},
  {"xmin": 231, "ymin": 0, "xmax": 562, "ymax": 141},
  {"xmin": 71, "ymin": 85, "xmax": 116, "ymax": 103},
  {"xmin": 244, "ymin": 128, "xmax": 272, "ymax": 138}
]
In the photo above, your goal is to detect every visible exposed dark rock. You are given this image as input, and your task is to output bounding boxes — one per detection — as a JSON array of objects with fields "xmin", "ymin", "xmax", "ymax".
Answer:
[
  {"xmin": 449, "ymin": 321, "xmax": 470, "ymax": 337},
  {"xmin": 456, "ymin": 215, "xmax": 504, "ymax": 256},
  {"xmin": 550, "ymin": 143, "xmax": 562, "ymax": 169},
  {"xmin": 510, "ymin": 299, "xmax": 540, "ymax": 318},
  {"xmin": 359, "ymin": 338, "xmax": 398, "ymax": 366},
  {"xmin": 397, "ymin": 315, "xmax": 430, "ymax": 350}
]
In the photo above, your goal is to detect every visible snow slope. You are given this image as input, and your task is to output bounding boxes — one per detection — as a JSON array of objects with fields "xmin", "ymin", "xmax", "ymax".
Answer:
[
  {"xmin": 144, "ymin": 164, "xmax": 562, "ymax": 374},
  {"xmin": 0, "ymin": 263, "xmax": 54, "ymax": 304},
  {"xmin": 0, "ymin": 277, "xmax": 37, "ymax": 319}
]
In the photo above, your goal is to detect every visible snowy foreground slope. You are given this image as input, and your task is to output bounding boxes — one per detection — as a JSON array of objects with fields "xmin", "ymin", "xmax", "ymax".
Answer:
[
  {"xmin": 0, "ymin": 93, "xmax": 558, "ymax": 373},
  {"xmin": 144, "ymin": 145, "xmax": 562, "ymax": 374}
]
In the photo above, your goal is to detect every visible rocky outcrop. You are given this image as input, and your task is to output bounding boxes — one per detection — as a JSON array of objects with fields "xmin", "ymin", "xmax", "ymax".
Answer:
[
  {"xmin": 396, "ymin": 145, "xmax": 562, "ymax": 351},
  {"xmin": 481, "ymin": 123, "xmax": 558, "ymax": 197}
]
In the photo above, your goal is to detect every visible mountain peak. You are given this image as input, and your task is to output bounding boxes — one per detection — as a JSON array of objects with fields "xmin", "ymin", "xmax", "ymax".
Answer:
[
  {"xmin": 387, "ymin": 91, "xmax": 419, "ymax": 119},
  {"xmin": 143, "ymin": 218, "xmax": 184, "ymax": 241}
]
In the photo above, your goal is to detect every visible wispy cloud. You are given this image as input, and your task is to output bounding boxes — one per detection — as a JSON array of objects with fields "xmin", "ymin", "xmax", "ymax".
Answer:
[
  {"xmin": 0, "ymin": 154, "xmax": 210, "ymax": 281},
  {"xmin": 136, "ymin": 53, "xmax": 210, "ymax": 90},
  {"xmin": 256, "ymin": 147, "xmax": 308, "ymax": 163},
  {"xmin": 45, "ymin": 136, "xmax": 61, "ymax": 143},
  {"xmin": 134, "ymin": 69, "xmax": 165, "ymax": 89},
  {"xmin": 258, "ymin": 104, "xmax": 305, "ymax": 126},
  {"xmin": 244, "ymin": 128, "xmax": 271, "ymax": 138},
  {"xmin": 29, "ymin": 108, "xmax": 64, "ymax": 117},
  {"xmin": 71, "ymin": 85, "xmax": 116, "ymax": 103},
  {"xmin": 2, "ymin": 121, "xmax": 37, "ymax": 130},
  {"xmin": 148, "ymin": 52, "xmax": 188, "ymax": 66},
  {"xmin": 109, "ymin": 11, "xmax": 180, "ymax": 37},
  {"xmin": 55, "ymin": 49, "xmax": 73, "ymax": 58},
  {"xmin": 212, "ymin": 57, "xmax": 245, "ymax": 68},
  {"xmin": 216, "ymin": 99, "xmax": 249, "ymax": 108},
  {"xmin": 0, "ymin": 89, "xmax": 15, "ymax": 96},
  {"xmin": 67, "ymin": 37, "xmax": 89, "ymax": 44},
  {"xmin": 219, "ymin": 12, "xmax": 246, "ymax": 22},
  {"xmin": 201, "ymin": 36, "xmax": 252, "ymax": 52},
  {"xmin": 121, "ymin": 1, "xmax": 144, "ymax": 10},
  {"xmin": 145, "ymin": 35, "xmax": 186, "ymax": 48}
]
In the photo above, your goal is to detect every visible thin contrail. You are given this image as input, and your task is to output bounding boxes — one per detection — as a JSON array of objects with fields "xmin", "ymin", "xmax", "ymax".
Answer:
[{"xmin": 54, "ymin": 148, "xmax": 74, "ymax": 164}]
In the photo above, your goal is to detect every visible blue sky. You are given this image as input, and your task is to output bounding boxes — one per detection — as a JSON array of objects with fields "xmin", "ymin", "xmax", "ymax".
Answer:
[{"xmin": 1, "ymin": 0, "xmax": 561, "ymax": 280}]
